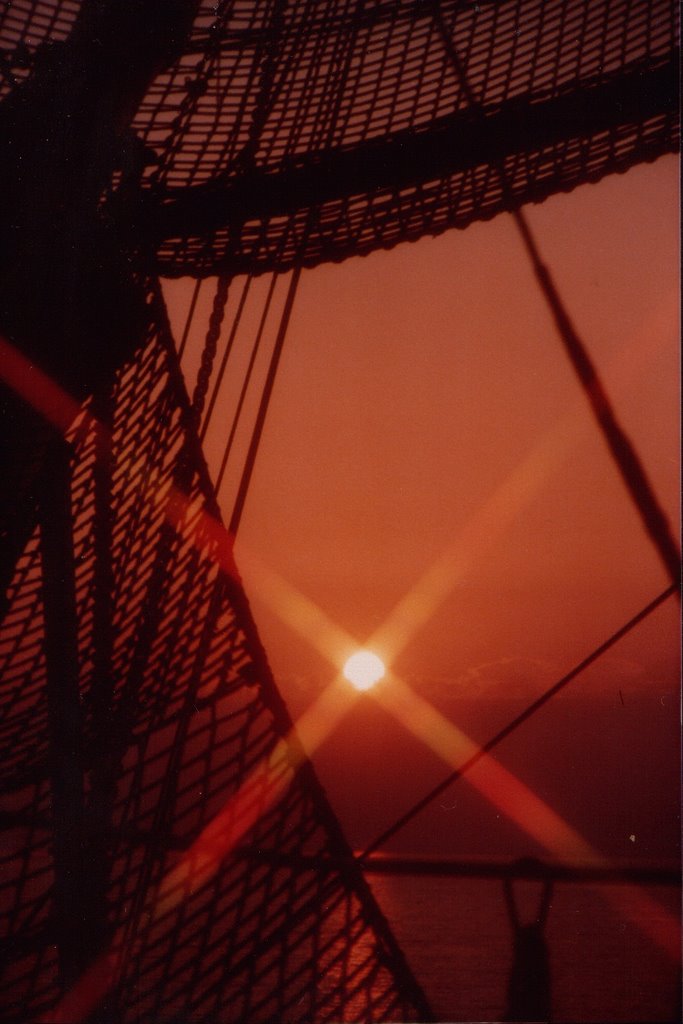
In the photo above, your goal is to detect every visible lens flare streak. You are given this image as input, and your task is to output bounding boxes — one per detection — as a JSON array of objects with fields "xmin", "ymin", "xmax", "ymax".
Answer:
[{"xmin": 4, "ymin": 332, "xmax": 678, "ymax": 1017}]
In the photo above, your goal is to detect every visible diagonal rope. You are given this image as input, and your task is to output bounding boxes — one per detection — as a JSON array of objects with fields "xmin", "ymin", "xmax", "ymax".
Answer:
[
  {"xmin": 200, "ymin": 275, "xmax": 253, "ymax": 443},
  {"xmin": 191, "ymin": 275, "xmax": 231, "ymax": 423},
  {"xmin": 361, "ymin": 584, "xmax": 677, "ymax": 857},
  {"xmin": 177, "ymin": 277, "xmax": 202, "ymax": 362},
  {"xmin": 511, "ymin": 210, "xmax": 681, "ymax": 590},
  {"xmin": 432, "ymin": 3, "xmax": 680, "ymax": 592},
  {"xmin": 228, "ymin": 265, "xmax": 302, "ymax": 537},
  {"xmin": 214, "ymin": 273, "xmax": 278, "ymax": 498}
]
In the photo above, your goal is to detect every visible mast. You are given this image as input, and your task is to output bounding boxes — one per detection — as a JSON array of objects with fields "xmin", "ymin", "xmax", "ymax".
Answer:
[{"xmin": 0, "ymin": 1, "xmax": 198, "ymax": 590}]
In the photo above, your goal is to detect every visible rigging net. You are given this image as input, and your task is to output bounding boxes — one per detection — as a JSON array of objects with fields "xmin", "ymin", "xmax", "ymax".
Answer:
[
  {"xmin": 0, "ymin": 2, "xmax": 679, "ymax": 1021},
  {"xmin": 1, "ymin": 1, "xmax": 678, "ymax": 276},
  {"xmin": 0, "ymin": 293, "xmax": 431, "ymax": 1023}
]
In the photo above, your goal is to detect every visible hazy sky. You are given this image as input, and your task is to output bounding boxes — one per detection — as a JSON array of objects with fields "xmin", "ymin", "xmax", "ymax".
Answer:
[{"xmin": 167, "ymin": 154, "xmax": 679, "ymax": 858}]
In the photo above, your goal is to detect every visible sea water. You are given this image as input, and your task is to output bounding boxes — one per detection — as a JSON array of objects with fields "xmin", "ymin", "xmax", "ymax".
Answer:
[{"xmin": 367, "ymin": 875, "xmax": 681, "ymax": 1022}]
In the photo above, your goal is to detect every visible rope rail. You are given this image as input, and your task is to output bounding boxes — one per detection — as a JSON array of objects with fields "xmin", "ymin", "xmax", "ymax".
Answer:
[{"xmin": 241, "ymin": 850, "xmax": 681, "ymax": 887}]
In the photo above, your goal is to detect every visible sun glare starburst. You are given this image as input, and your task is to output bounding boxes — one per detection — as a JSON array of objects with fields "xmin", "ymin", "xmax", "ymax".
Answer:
[{"xmin": 343, "ymin": 651, "xmax": 386, "ymax": 691}]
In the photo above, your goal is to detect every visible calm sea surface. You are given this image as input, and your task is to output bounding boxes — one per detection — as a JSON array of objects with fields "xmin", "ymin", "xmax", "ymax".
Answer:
[{"xmin": 367, "ymin": 875, "xmax": 681, "ymax": 1023}]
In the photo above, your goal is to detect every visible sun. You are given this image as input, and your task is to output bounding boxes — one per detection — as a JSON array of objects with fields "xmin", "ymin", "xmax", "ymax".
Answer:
[{"xmin": 343, "ymin": 651, "xmax": 386, "ymax": 691}]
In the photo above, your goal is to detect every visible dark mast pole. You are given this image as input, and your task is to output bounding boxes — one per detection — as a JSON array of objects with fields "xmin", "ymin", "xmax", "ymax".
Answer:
[
  {"xmin": 0, "ymin": 0, "xmax": 199, "ymax": 595},
  {"xmin": 0, "ymin": 0, "xmax": 199, "ymax": 995},
  {"xmin": 39, "ymin": 441, "xmax": 90, "ymax": 987}
]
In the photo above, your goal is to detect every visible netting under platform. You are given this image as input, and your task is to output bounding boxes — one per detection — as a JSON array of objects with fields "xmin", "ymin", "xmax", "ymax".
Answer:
[
  {"xmin": 0, "ymin": 292, "xmax": 431, "ymax": 1024},
  {"xmin": 139, "ymin": 0, "xmax": 681, "ymax": 274},
  {"xmin": 1, "ymin": 2, "xmax": 678, "ymax": 277}
]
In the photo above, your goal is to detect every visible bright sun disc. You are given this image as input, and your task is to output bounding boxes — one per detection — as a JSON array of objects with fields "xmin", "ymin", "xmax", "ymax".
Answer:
[{"xmin": 343, "ymin": 651, "xmax": 385, "ymax": 691}]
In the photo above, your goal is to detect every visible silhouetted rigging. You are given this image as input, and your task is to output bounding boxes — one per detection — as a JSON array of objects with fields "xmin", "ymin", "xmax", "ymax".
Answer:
[{"xmin": 0, "ymin": 3, "xmax": 679, "ymax": 1022}]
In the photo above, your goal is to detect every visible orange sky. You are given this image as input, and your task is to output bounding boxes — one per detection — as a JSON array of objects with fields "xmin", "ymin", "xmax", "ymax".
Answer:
[{"xmin": 165, "ymin": 154, "xmax": 679, "ymax": 859}]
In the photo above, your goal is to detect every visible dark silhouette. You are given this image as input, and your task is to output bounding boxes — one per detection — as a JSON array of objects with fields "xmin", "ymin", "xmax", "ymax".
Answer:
[
  {"xmin": 0, "ymin": 3, "xmax": 678, "ymax": 1022},
  {"xmin": 503, "ymin": 860, "xmax": 554, "ymax": 1022}
]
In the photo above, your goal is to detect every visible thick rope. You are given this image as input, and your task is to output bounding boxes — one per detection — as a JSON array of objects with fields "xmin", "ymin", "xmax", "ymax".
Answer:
[
  {"xmin": 512, "ymin": 210, "xmax": 681, "ymax": 590},
  {"xmin": 432, "ymin": 4, "xmax": 680, "ymax": 592},
  {"xmin": 200, "ymin": 275, "xmax": 253, "ymax": 443},
  {"xmin": 228, "ymin": 266, "xmax": 302, "ymax": 537},
  {"xmin": 177, "ymin": 277, "xmax": 202, "ymax": 362},
  {"xmin": 191, "ymin": 274, "xmax": 230, "ymax": 424},
  {"xmin": 214, "ymin": 273, "xmax": 278, "ymax": 497}
]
